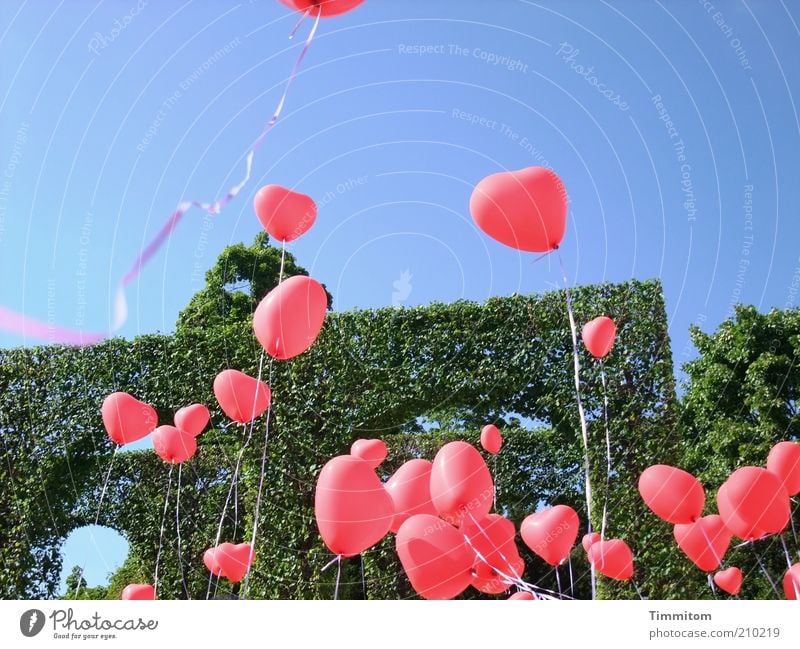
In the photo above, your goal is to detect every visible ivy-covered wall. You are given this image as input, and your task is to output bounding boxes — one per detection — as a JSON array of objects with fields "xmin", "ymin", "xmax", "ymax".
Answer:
[{"xmin": 1, "ymin": 279, "xmax": 701, "ymax": 599}]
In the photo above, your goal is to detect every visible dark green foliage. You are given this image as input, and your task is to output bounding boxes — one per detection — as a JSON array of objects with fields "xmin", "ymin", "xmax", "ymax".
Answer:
[{"xmin": 0, "ymin": 263, "xmax": 685, "ymax": 598}]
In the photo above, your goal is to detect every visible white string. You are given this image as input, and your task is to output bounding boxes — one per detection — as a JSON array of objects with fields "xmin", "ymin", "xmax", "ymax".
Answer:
[
  {"xmin": 176, "ymin": 463, "xmax": 189, "ymax": 599},
  {"xmin": 599, "ymin": 360, "xmax": 612, "ymax": 541},
  {"xmin": 556, "ymin": 250, "xmax": 596, "ymax": 600},
  {"xmin": 754, "ymin": 551, "xmax": 781, "ymax": 598},
  {"xmin": 153, "ymin": 464, "xmax": 175, "ymax": 597}
]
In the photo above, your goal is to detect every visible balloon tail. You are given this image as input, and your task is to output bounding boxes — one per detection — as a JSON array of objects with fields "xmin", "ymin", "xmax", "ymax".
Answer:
[
  {"xmin": 176, "ymin": 463, "xmax": 189, "ymax": 599},
  {"xmin": 153, "ymin": 464, "xmax": 175, "ymax": 598},
  {"xmin": 241, "ymin": 241, "xmax": 286, "ymax": 599},
  {"xmin": 556, "ymin": 250, "xmax": 596, "ymax": 600},
  {"xmin": 74, "ymin": 446, "xmax": 118, "ymax": 599}
]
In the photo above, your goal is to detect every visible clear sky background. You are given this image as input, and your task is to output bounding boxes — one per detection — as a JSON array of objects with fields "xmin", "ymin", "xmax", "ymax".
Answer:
[{"xmin": 1, "ymin": 0, "xmax": 798, "ymax": 592}]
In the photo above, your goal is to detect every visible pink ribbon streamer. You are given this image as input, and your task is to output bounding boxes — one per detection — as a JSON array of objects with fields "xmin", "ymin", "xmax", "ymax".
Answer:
[{"xmin": 1, "ymin": 10, "xmax": 319, "ymax": 346}]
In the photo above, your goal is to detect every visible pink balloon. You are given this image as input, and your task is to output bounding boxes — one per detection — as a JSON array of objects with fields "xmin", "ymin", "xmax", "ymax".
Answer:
[
  {"xmin": 102, "ymin": 392, "xmax": 158, "ymax": 445},
  {"xmin": 582, "ymin": 316, "xmax": 617, "ymax": 359},
  {"xmin": 587, "ymin": 539, "xmax": 634, "ymax": 581},
  {"xmin": 638, "ymin": 465, "xmax": 705, "ymax": 524},
  {"xmin": 673, "ymin": 515, "xmax": 731, "ymax": 572},
  {"xmin": 766, "ymin": 441, "xmax": 800, "ymax": 496},
  {"xmin": 582, "ymin": 532, "xmax": 601, "ymax": 553},
  {"xmin": 395, "ymin": 514, "xmax": 474, "ymax": 600},
  {"xmin": 350, "ymin": 438, "xmax": 387, "ymax": 469},
  {"xmin": 429, "ymin": 441, "xmax": 494, "ymax": 526},
  {"xmin": 213, "ymin": 369, "xmax": 271, "ymax": 424},
  {"xmin": 385, "ymin": 459, "xmax": 438, "ymax": 533},
  {"xmin": 784, "ymin": 563, "xmax": 800, "ymax": 600},
  {"xmin": 717, "ymin": 467, "xmax": 790, "ymax": 540},
  {"xmin": 508, "ymin": 591, "xmax": 535, "ymax": 600},
  {"xmin": 214, "ymin": 543, "xmax": 254, "ymax": 583},
  {"xmin": 462, "ymin": 514, "xmax": 520, "ymax": 576},
  {"xmin": 315, "ymin": 455, "xmax": 394, "ymax": 557},
  {"xmin": 470, "ymin": 166, "xmax": 568, "ymax": 253},
  {"xmin": 203, "ymin": 548, "xmax": 223, "ymax": 577},
  {"xmin": 121, "ymin": 584, "xmax": 155, "ymax": 600},
  {"xmin": 152, "ymin": 425, "xmax": 197, "ymax": 464},
  {"xmin": 253, "ymin": 184, "xmax": 316, "ymax": 243},
  {"xmin": 278, "ymin": 0, "xmax": 365, "ymax": 17},
  {"xmin": 480, "ymin": 424, "xmax": 503, "ymax": 455},
  {"xmin": 253, "ymin": 275, "xmax": 327, "ymax": 360},
  {"xmin": 174, "ymin": 403, "xmax": 210, "ymax": 437},
  {"xmin": 520, "ymin": 505, "xmax": 579, "ymax": 566},
  {"xmin": 714, "ymin": 567, "xmax": 743, "ymax": 596}
]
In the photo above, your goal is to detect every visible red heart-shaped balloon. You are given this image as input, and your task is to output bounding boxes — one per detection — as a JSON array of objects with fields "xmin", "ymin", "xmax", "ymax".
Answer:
[
  {"xmin": 717, "ymin": 467, "xmax": 790, "ymax": 539},
  {"xmin": 121, "ymin": 584, "xmax": 155, "ymax": 600},
  {"xmin": 784, "ymin": 563, "xmax": 800, "ymax": 599},
  {"xmin": 673, "ymin": 515, "xmax": 731, "ymax": 572},
  {"xmin": 582, "ymin": 532, "xmax": 601, "ymax": 553},
  {"xmin": 213, "ymin": 369, "xmax": 271, "ymax": 424},
  {"xmin": 714, "ymin": 567, "xmax": 743, "ymax": 596},
  {"xmin": 429, "ymin": 441, "xmax": 494, "ymax": 526},
  {"xmin": 385, "ymin": 459, "xmax": 438, "ymax": 533},
  {"xmin": 214, "ymin": 543, "xmax": 254, "ymax": 583},
  {"xmin": 102, "ymin": 392, "xmax": 158, "ymax": 445},
  {"xmin": 470, "ymin": 166, "xmax": 568, "ymax": 253},
  {"xmin": 767, "ymin": 441, "xmax": 800, "ymax": 497},
  {"xmin": 396, "ymin": 514, "xmax": 474, "ymax": 600},
  {"xmin": 480, "ymin": 424, "xmax": 503, "ymax": 455},
  {"xmin": 203, "ymin": 548, "xmax": 223, "ymax": 576},
  {"xmin": 508, "ymin": 591, "xmax": 535, "ymax": 600},
  {"xmin": 350, "ymin": 438, "xmax": 387, "ymax": 469},
  {"xmin": 253, "ymin": 184, "xmax": 317, "ymax": 242},
  {"xmin": 582, "ymin": 316, "xmax": 617, "ymax": 359},
  {"xmin": 520, "ymin": 505, "xmax": 579, "ymax": 566},
  {"xmin": 152, "ymin": 425, "xmax": 197, "ymax": 464},
  {"xmin": 588, "ymin": 539, "xmax": 634, "ymax": 581},
  {"xmin": 278, "ymin": 0, "xmax": 365, "ymax": 17},
  {"xmin": 638, "ymin": 465, "xmax": 705, "ymax": 524},
  {"xmin": 174, "ymin": 403, "xmax": 210, "ymax": 437},
  {"xmin": 253, "ymin": 275, "xmax": 328, "ymax": 361},
  {"xmin": 315, "ymin": 455, "xmax": 394, "ymax": 557},
  {"xmin": 462, "ymin": 514, "xmax": 519, "ymax": 575}
]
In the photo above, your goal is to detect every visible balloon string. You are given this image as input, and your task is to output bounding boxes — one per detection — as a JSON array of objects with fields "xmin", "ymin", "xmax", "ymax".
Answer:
[
  {"xmin": 334, "ymin": 555, "xmax": 342, "ymax": 600},
  {"xmin": 632, "ymin": 579, "xmax": 646, "ymax": 600},
  {"xmin": 176, "ymin": 463, "xmax": 189, "ymax": 599},
  {"xmin": 555, "ymin": 565, "xmax": 562, "ymax": 597},
  {"xmin": 74, "ymin": 445, "xmax": 118, "ymax": 599},
  {"xmin": 321, "ymin": 554, "xmax": 340, "ymax": 572},
  {"xmin": 568, "ymin": 555, "xmax": 574, "ymax": 597},
  {"xmin": 0, "ymin": 10, "xmax": 320, "ymax": 346},
  {"xmin": 754, "ymin": 550, "xmax": 781, "ymax": 598},
  {"xmin": 154, "ymin": 464, "xmax": 175, "ymax": 598},
  {"xmin": 599, "ymin": 359, "xmax": 612, "ymax": 542},
  {"xmin": 707, "ymin": 574, "xmax": 718, "ymax": 597},
  {"xmin": 783, "ymin": 536, "xmax": 800, "ymax": 599},
  {"xmin": 556, "ymin": 249, "xmax": 596, "ymax": 600},
  {"xmin": 360, "ymin": 555, "xmax": 367, "ymax": 600},
  {"xmin": 241, "ymin": 241, "xmax": 286, "ymax": 599}
]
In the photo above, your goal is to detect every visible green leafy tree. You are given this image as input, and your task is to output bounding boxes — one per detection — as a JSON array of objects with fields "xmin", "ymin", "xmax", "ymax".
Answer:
[{"xmin": 62, "ymin": 565, "xmax": 107, "ymax": 600}]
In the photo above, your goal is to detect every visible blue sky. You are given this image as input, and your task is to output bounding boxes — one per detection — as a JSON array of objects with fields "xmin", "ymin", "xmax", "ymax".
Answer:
[{"xmin": 1, "ymin": 0, "xmax": 798, "ymax": 591}]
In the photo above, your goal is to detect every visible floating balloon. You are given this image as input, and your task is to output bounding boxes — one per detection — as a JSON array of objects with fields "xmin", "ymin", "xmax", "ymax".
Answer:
[
  {"xmin": 462, "ymin": 514, "xmax": 521, "ymax": 582},
  {"xmin": 508, "ymin": 591, "xmax": 535, "ymax": 600},
  {"xmin": 784, "ymin": 563, "xmax": 800, "ymax": 600},
  {"xmin": 278, "ymin": 0, "xmax": 365, "ymax": 17},
  {"xmin": 253, "ymin": 275, "xmax": 327, "ymax": 360},
  {"xmin": 429, "ymin": 441, "xmax": 494, "ymax": 525},
  {"xmin": 350, "ymin": 438, "xmax": 387, "ymax": 469},
  {"xmin": 469, "ymin": 166, "xmax": 567, "ymax": 253},
  {"xmin": 480, "ymin": 424, "xmax": 503, "ymax": 455},
  {"xmin": 315, "ymin": 455, "xmax": 393, "ymax": 556},
  {"xmin": 121, "ymin": 584, "xmax": 155, "ymax": 600},
  {"xmin": 520, "ymin": 505, "xmax": 579, "ymax": 566},
  {"xmin": 385, "ymin": 459, "xmax": 437, "ymax": 533},
  {"xmin": 673, "ymin": 515, "xmax": 731, "ymax": 572},
  {"xmin": 174, "ymin": 403, "xmax": 210, "ymax": 437},
  {"xmin": 714, "ymin": 567, "xmax": 743, "ymax": 596},
  {"xmin": 766, "ymin": 441, "xmax": 800, "ymax": 496},
  {"xmin": 102, "ymin": 392, "xmax": 158, "ymax": 445},
  {"xmin": 587, "ymin": 540, "xmax": 634, "ymax": 581},
  {"xmin": 152, "ymin": 425, "xmax": 197, "ymax": 464},
  {"xmin": 203, "ymin": 548, "xmax": 223, "ymax": 577},
  {"xmin": 582, "ymin": 316, "xmax": 617, "ymax": 359},
  {"xmin": 638, "ymin": 465, "xmax": 705, "ymax": 524},
  {"xmin": 717, "ymin": 467, "xmax": 790, "ymax": 540},
  {"xmin": 213, "ymin": 369, "xmax": 271, "ymax": 424},
  {"xmin": 395, "ymin": 514, "xmax": 473, "ymax": 600},
  {"xmin": 253, "ymin": 184, "xmax": 317, "ymax": 242},
  {"xmin": 214, "ymin": 543, "xmax": 255, "ymax": 583},
  {"xmin": 582, "ymin": 532, "xmax": 601, "ymax": 553}
]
